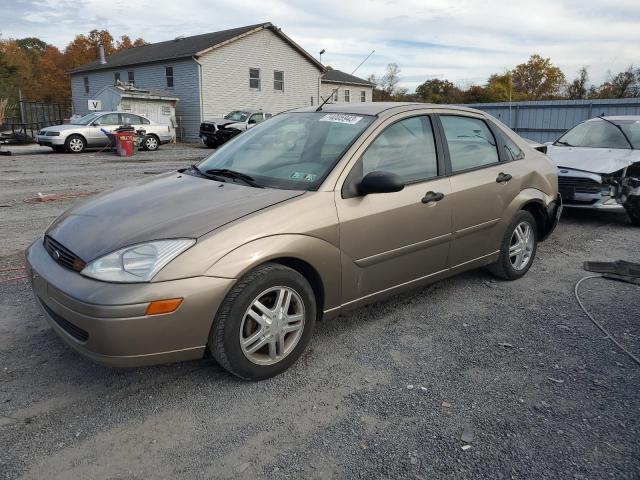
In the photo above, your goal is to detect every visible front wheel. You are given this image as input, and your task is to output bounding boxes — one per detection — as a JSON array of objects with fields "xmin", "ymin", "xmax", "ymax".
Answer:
[
  {"xmin": 204, "ymin": 139, "xmax": 217, "ymax": 148},
  {"xmin": 142, "ymin": 135, "xmax": 159, "ymax": 151},
  {"xmin": 624, "ymin": 197, "xmax": 640, "ymax": 226},
  {"xmin": 64, "ymin": 135, "xmax": 86, "ymax": 153},
  {"xmin": 209, "ymin": 263, "xmax": 316, "ymax": 380},
  {"xmin": 488, "ymin": 210, "xmax": 538, "ymax": 280}
]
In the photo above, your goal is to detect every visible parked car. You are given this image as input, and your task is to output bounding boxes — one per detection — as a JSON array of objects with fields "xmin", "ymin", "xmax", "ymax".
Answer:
[
  {"xmin": 26, "ymin": 103, "xmax": 560, "ymax": 380},
  {"xmin": 36, "ymin": 111, "xmax": 174, "ymax": 153},
  {"xmin": 199, "ymin": 109, "xmax": 272, "ymax": 148},
  {"xmin": 545, "ymin": 116, "xmax": 640, "ymax": 225}
]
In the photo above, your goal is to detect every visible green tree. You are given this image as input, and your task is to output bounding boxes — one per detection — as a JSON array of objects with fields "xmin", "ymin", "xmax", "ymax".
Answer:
[
  {"xmin": 415, "ymin": 78, "xmax": 463, "ymax": 103},
  {"xmin": 511, "ymin": 54, "xmax": 566, "ymax": 99}
]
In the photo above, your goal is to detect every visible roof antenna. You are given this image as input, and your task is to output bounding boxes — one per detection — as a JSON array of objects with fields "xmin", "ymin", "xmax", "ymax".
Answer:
[{"xmin": 316, "ymin": 50, "xmax": 375, "ymax": 112}]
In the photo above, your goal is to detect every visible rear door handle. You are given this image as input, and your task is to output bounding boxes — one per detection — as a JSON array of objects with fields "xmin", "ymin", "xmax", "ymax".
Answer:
[
  {"xmin": 496, "ymin": 172, "xmax": 512, "ymax": 183},
  {"xmin": 421, "ymin": 191, "xmax": 445, "ymax": 203}
]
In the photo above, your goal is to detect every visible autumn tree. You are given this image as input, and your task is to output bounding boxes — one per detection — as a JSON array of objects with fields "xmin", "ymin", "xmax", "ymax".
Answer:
[
  {"xmin": 567, "ymin": 67, "xmax": 589, "ymax": 99},
  {"xmin": 511, "ymin": 54, "xmax": 566, "ymax": 99},
  {"xmin": 596, "ymin": 66, "xmax": 639, "ymax": 98}
]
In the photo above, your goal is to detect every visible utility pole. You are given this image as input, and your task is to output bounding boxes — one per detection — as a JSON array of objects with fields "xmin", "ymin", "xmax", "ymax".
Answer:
[{"xmin": 318, "ymin": 49, "xmax": 325, "ymax": 104}]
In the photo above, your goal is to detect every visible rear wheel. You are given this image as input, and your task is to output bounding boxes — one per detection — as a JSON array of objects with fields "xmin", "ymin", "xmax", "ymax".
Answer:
[
  {"xmin": 204, "ymin": 139, "xmax": 217, "ymax": 148},
  {"xmin": 209, "ymin": 263, "xmax": 316, "ymax": 380},
  {"xmin": 64, "ymin": 135, "xmax": 85, "ymax": 153},
  {"xmin": 488, "ymin": 210, "xmax": 538, "ymax": 280},
  {"xmin": 624, "ymin": 197, "xmax": 640, "ymax": 226}
]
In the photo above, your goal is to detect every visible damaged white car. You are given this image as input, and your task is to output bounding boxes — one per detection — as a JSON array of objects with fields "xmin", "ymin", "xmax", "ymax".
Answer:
[{"xmin": 546, "ymin": 116, "xmax": 640, "ymax": 225}]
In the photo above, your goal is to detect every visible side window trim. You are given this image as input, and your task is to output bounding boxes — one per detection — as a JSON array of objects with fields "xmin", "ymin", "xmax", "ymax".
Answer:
[
  {"xmin": 342, "ymin": 113, "xmax": 444, "ymax": 199},
  {"xmin": 433, "ymin": 113, "xmax": 504, "ymax": 176}
]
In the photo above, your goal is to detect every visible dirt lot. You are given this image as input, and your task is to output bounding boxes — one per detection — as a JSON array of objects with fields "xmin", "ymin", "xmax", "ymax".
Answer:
[{"xmin": 1, "ymin": 144, "xmax": 639, "ymax": 479}]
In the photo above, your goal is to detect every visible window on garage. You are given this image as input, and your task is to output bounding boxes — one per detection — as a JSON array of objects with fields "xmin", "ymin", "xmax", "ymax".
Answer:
[
  {"xmin": 361, "ymin": 91, "xmax": 366, "ymax": 102},
  {"xmin": 114, "ymin": 72, "xmax": 120, "ymax": 83},
  {"xmin": 83, "ymin": 76, "xmax": 89, "ymax": 94},
  {"xmin": 128, "ymin": 71, "xmax": 135, "ymax": 84},
  {"xmin": 333, "ymin": 90, "xmax": 338, "ymax": 102},
  {"xmin": 440, "ymin": 115, "xmax": 500, "ymax": 172},
  {"xmin": 165, "ymin": 66, "xmax": 174, "ymax": 88},
  {"xmin": 344, "ymin": 89, "xmax": 350, "ymax": 102},
  {"xmin": 249, "ymin": 68, "xmax": 261, "ymax": 89},
  {"xmin": 274, "ymin": 70, "xmax": 284, "ymax": 91}
]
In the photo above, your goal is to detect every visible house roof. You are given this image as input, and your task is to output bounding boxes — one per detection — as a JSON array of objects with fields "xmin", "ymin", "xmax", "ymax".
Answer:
[
  {"xmin": 69, "ymin": 22, "xmax": 324, "ymax": 74},
  {"xmin": 321, "ymin": 69, "xmax": 375, "ymax": 87}
]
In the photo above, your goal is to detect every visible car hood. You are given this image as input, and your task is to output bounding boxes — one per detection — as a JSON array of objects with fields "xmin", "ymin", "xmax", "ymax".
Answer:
[
  {"xmin": 203, "ymin": 118, "xmax": 243, "ymax": 128},
  {"xmin": 46, "ymin": 172, "xmax": 304, "ymax": 261},
  {"xmin": 546, "ymin": 145, "xmax": 640, "ymax": 174},
  {"xmin": 41, "ymin": 124, "xmax": 82, "ymax": 133}
]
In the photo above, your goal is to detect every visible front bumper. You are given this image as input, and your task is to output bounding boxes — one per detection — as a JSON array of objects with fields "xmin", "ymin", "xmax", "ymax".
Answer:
[
  {"xmin": 36, "ymin": 135, "xmax": 65, "ymax": 147},
  {"xmin": 25, "ymin": 238, "xmax": 235, "ymax": 367}
]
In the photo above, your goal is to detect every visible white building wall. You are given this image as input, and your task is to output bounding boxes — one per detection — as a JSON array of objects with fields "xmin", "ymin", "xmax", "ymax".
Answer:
[
  {"xmin": 199, "ymin": 28, "xmax": 322, "ymax": 118},
  {"xmin": 320, "ymin": 82, "xmax": 373, "ymax": 104}
]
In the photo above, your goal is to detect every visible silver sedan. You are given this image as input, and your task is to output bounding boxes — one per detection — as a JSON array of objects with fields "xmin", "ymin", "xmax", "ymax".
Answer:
[{"xmin": 36, "ymin": 111, "xmax": 175, "ymax": 153}]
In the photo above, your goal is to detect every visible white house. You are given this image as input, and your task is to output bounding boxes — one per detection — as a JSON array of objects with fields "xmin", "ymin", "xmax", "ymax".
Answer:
[
  {"xmin": 69, "ymin": 23, "xmax": 324, "ymax": 141},
  {"xmin": 92, "ymin": 84, "xmax": 179, "ymax": 127},
  {"xmin": 320, "ymin": 69, "xmax": 375, "ymax": 104}
]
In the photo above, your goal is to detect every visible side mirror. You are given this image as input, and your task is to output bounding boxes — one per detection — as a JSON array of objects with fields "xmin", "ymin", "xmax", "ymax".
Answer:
[
  {"xmin": 359, "ymin": 171, "xmax": 404, "ymax": 195},
  {"xmin": 248, "ymin": 119, "xmax": 257, "ymax": 125},
  {"xmin": 93, "ymin": 121, "xmax": 101, "ymax": 126}
]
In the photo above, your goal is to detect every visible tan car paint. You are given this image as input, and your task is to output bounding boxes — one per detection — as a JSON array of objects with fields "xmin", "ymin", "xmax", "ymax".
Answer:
[{"xmin": 27, "ymin": 103, "xmax": 560, "ymax": 367}]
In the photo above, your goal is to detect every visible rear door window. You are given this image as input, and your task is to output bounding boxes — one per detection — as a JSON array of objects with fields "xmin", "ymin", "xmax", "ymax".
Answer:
[
  {"xmin": 440, "ymin": 115, "xmax": 499, "ymax": 172},
  {"xmin": 97, "ymin": 113, "xmax": 121, "ymax": 126}
]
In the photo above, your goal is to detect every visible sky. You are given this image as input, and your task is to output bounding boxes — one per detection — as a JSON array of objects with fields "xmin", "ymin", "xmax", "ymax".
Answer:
[{"xmin": 3, "ymin": 0, "xmax": 639, "ymax": 92}]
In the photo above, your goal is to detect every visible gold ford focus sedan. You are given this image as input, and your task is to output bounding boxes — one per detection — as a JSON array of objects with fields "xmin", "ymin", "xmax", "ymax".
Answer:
[{"xmin": 26, "ymin": 103, "xmax": 561, "ymax": 380}]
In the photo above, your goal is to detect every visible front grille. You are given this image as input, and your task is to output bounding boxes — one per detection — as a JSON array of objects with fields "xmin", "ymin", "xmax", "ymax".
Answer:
[
  {"xmin": 558, "ymin": 176, "xmax": 602, "ymax": 194},
  {"xmin": 43, "ymin": 236, "xmax": 86, "ymax": 272},
  {"xmin": 41, "ymin": 301, "xmax": 89, "ymax": 342}
]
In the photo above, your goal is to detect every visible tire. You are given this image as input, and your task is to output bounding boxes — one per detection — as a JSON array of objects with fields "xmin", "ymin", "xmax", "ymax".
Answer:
[
  {"xmin": 209, "ymin": 263, "xmax": 316, "ymax": 380},
  {"xmin": 143, "ymin": 135, "xmax": 159, "ymax": 151},
  {"xmin": 64, "ymin": 134, "xmax": 86, "ymax": 153},
  {"xmin": 205, "ymin": 139, "xmax": 217, "ymax": 149},
  {"xmin": 624, "ymin": 197, "xmax": 640, "ymax": 226},
  {"xmin": 488, "ymin": 210, "xmax": 538, "ymax": 280}
]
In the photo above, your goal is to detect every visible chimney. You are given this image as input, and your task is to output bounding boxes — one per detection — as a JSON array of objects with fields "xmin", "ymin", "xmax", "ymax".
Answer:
[{"xmin": 99, "ymin": 44, "xmax": 106, "ymax": 64}]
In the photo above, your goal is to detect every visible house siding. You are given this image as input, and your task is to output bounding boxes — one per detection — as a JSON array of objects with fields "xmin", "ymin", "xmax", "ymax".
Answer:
[
  {"xmin": 320, "ymin": 82, "xmax": 373, "ymax": 104},
  {"xmin": 70, "ymin": 59, "xmax": 201, "ymax": 141},
  {"xmin": 199, "ymin": 28, "xmax": 322, "ymax": 119}
]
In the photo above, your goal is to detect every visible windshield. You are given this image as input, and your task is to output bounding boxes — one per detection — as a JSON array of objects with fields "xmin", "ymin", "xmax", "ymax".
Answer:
[
  {"xmin": 555, "ymin": 119, "xmax": 640, "ymax": 149},
  {"xmin": 224, "ymin": 111, "xmax": 250, "ymax": 122},
  {"xmin": 71, "ymin": 112, "xmax": 102, "ymax": 125},
  {"xmin": 197, "ymin": 112, "xmax": 376, "ymax": 190}
]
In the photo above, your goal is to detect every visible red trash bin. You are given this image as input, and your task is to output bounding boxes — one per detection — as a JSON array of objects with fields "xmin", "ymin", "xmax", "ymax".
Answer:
[{"xmin": 114, "ymin": 131, "xmax": 136, "ymax": 157}]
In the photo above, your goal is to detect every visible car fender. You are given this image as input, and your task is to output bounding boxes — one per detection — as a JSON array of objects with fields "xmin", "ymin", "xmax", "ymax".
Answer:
[
  {"xmin": 503, "ymin": 188, "xmax": 557, "ymax": 239},
  {"xmin": 204, "ymin": 234, "xmax": 342, "ymax": 313}
]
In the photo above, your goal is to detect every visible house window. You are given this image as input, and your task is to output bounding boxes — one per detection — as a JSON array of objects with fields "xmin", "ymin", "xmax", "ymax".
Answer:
[
  {"xmin": 361, "ymin": 91, "xmax": 366, "ymax": 102},
  {"xmin": 114, "ymin": 72, "xmax": 120, "ymax": 83},
  {"xmin": 344, "ymin": 89, "xmax": 350, "ymax": 102},
  {"xmin": 333, "ymin": 90, "xmax": 338, "ymax": 102},
  {"xmin": 127, "ymin": 71, "xmax": 135, "ymax": 84},
  {"xmin": 249, "ymin": 68, "xmax": 260, "ymax": 89},
  {"xmin": 121, "ymin": 102, "xmax": 131, "ymax": 111},
  {"xmin": 162, "ymin": 105, "xmax": 171, "ymax": 115},
  {"xmin": 165, "ymin": 66, "xmax": 174, "ymax": 88},
  {"xmin": 83, "ymin": 76, "xmax": 89, "ymax": 94},
  {"xmin": 274, "ymin": 70, "xmax": 284, "ymax": 91}
]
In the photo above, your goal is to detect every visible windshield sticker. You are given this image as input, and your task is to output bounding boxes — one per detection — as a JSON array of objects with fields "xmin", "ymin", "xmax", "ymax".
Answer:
[
  {"xmin": 290, "ymin": 172, "xmax": 318, "ymax": 181},
  {"xmin": 319, "ymin": 113, "xmax": 363, "ymax": 125}
]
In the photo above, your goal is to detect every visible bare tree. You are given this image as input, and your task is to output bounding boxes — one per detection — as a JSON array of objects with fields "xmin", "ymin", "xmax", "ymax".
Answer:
[{"xmin": 567, "ymin": 67, "xmax": 589, "ymax": 99}]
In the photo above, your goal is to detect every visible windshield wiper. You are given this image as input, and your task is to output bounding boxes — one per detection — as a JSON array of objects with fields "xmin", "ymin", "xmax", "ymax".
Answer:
[
  {"xmin": 555, "ymin": 140, "xmax": 574, "ymax": 147},
  {"xmin": 205, "ymin": 168, "xmax": 262, "ymax": 188},
  {"xmin": 598, "ymin": 116, "xmax": 635, "ymax": 150},
  {"xmin": 189, "ymin": 164, "xmax": 228, "ymax": 182}
]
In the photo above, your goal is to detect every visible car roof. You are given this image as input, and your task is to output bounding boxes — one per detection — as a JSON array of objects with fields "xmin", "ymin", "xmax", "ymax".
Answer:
[
  {"xmin": 288, "ymin": 102, "xmax": 488, "ymax": 118},
  {"xmin": 585, "ymin": 115, "xmax": 640, "ymax": 122}
]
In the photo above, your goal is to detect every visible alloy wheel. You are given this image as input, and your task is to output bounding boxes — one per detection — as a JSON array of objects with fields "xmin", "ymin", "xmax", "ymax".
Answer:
[
  {"xmin": 69, "ymin": 138, "xmax": 84, "ymax": 152},
  {"xmin": 240, "ymin": 286, "xmax": 305, "ymax": 365},
  {"xmin": 145, "ymin": 137, "xmax": 158, "ymax": 150},
  {"xmin": 509, "ymin": 221, "xmax": 534, "ymax": 270}
]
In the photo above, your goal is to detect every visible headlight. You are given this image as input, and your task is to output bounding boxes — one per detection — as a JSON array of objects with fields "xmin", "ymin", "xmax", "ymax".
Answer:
[
  {"xmin": 46, "ymin": 131, "xmax": 61, "ymax": 136},
  {"xmin": 81, "ymin": 239, "xmax": 195, "ymax": 283}
]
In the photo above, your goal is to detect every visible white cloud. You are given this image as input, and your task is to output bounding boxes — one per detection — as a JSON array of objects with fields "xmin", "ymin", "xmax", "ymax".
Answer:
[{"xmin": 2, "ymin": 0, "xmax": 639, "ymax": 90}]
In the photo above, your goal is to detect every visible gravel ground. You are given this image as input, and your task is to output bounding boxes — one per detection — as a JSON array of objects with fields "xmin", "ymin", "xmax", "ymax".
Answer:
[{"xmin": 1, "ymin": 145, "xmax": 639, "ymax": 479}]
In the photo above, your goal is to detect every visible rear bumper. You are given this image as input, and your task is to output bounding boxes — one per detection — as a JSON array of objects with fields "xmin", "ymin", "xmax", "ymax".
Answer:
[{"xmin": 25, "ymin": 238, "xmax": 235, "ymax": 367}]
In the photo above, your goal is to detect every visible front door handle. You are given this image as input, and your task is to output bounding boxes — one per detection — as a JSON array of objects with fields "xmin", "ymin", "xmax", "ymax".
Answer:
[
  {"xmin": 421, "ymin": 191, "xmax": 445, "ymax": 203},
  {"xmin": 496, "ymin": 172, "xmax": 512, "ymax": 183}
]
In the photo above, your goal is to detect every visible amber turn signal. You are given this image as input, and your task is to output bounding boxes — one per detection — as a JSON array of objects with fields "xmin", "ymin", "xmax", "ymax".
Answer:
[{"xmin": 145, "ymin": 298, "xmax": 183, "ymax": 316}]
